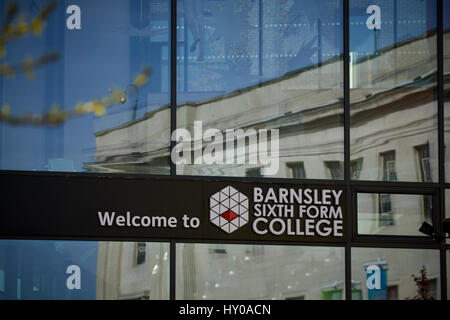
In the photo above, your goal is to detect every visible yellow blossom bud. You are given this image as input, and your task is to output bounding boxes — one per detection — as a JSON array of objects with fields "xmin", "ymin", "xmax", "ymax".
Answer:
[
  {"xmin": 47, "ymin": 105, "xmax": 58, "ymax": 121},
  {"xmin": 92, "ymin": 103, "xmax": 106, "ymax": 116},
  {"xmin": 111, "ymin": 88, "xmax": 126, "ymax": 103},
  {"xmin": 74, "ymin": 103, "xmax": 85, "ymax": 114},
  {"xmin": 31, "ymin": 18, "xmax": 44, "ymax": 36},
  {"xmin": 133, "ymin": 74, "xmax": 148, "ymax": 87},
  {"xmin": 1, "ymin": 104, "xmax": 11, "ymax": 118}
]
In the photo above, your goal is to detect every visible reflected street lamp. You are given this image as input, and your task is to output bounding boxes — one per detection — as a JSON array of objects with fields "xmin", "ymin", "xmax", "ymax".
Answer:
[{"xmin": 121, "ymin": 84, "xmax": 139, "ymax": 121}]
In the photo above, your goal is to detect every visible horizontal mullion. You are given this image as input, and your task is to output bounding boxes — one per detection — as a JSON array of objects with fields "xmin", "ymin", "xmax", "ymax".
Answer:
[
  {"xmin": 0, "ymin": 169, "xmax": 347, "ymax": 185},
  {"xmin": 350, "ymin": 180, "xmax": 439, "ymax": 190},
  {"xmin": 349, "ymin": 238, "xmax": 443, "ymax": 249},
  {"xmin": 0, "ymin": 234, "xmax": 443, "ymax": 250},
  {"xmin": 0, "ymin": 170, "xmax": 443, "ymax": 190}
]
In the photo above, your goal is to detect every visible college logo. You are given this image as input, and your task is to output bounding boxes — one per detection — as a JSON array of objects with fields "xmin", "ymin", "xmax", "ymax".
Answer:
[{"xmin": 209, "ymin": 186, "xmax": 249, "ymax": 233}]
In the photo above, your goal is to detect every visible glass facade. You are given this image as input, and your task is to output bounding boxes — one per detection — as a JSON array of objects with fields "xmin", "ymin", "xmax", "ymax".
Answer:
[{"xmin": 0, "ymin": 0, "xmax": 448, "ymax": 301}]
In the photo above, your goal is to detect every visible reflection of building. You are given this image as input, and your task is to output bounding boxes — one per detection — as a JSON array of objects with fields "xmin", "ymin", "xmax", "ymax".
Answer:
[
  {"xmin": 91, "ymin": 31, "xmax": 440, "ymax": 182},
  {"xmin": 96, "ymin": 242, "xmax": 169, "ymax": 300},
  {"xmin": 91, "ymin": 30, "xmax": 443, "ymax": 300}
]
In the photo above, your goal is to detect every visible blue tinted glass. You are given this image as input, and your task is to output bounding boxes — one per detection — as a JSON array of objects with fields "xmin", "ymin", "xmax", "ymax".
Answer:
[
  {"xmin": 0, "ymin": 240, "xmax": 98, "ymax": 299},
  {"xmin": 0, "ymin": 0, "xmax": 170, "ymax": 173},
  {"xmin": 350, "ymin": 0, "xmax": 436, "ymax": 59}
]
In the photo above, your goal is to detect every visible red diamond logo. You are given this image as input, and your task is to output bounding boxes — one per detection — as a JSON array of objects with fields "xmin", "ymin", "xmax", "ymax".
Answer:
[{"xmin": 220, "ymin": 209, "xmax": 238, "ymax": 222}]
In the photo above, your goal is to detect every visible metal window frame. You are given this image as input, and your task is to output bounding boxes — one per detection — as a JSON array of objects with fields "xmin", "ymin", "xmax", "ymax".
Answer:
[{"xmin": 0, "ymin": 0, "xmax": 448, "ymax": 301}]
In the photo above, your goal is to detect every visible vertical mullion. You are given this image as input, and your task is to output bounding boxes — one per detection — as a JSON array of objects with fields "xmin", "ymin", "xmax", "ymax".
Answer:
[
  {"xmin": 170, "ymin": 0, "xmax": 177, "ymax": 301},
  {"xmin": 343, "ymin": 0, "xmax": 352, "ymax": 301},
  {"xmin": 440, "ymin": 246, "xmax": 447, "ymax": 300},
  {"xmin": 170, "ymin": 0, "xmax": 177, "ymax": 178},
  {"xmin": 170, "ymin": 240, "xmax": 176, "ymax": 300},
  {"xmin": 258, "ymin": 0, "xmax": 263, "ymax": 77},
  {"xmin": 437, "ymin": 0, "xmax": 447, "ymax": 301}
]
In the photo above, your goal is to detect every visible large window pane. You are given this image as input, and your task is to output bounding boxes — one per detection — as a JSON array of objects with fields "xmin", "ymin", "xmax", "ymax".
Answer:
[
  {"xmin": 350, "ymin": 0, "xmax": 438, "ymax": 182},
  {"xmin": 0, "ymin": 240, "xmax": 169, "ymax": 300},
  {"xmin": 351, "ymin": 247, "xmax": 440, "ymax": 300},
  {"xmin": 357, "ymin": 192, "xmax": 434, "ymax": 236},
  {"xmin": 176, "ymin": 243, "xmax": 345, "ymax": 300},
  {"xmin": 175, "ymin": 0, "xmax": 344, "ymax": 179},
  {"xmin": 0, "ymin": 0, "xmax": 170, "ymax": 174}
]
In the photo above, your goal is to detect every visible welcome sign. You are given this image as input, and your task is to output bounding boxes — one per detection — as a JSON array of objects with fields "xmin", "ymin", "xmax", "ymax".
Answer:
[{"xmin": 0, "ymin": 173, "xmax": 345, "ymax": 243}]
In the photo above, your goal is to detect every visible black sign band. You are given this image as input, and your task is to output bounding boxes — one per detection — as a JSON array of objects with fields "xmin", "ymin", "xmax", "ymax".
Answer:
[{"xmin": 0, "ymin": 174, "xmax": 346, "ymax": 243}]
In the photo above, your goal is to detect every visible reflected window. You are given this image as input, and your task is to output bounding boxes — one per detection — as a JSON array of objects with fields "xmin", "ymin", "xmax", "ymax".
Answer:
[
  {"xmin": 246, "ymin": 167, "xmax": 262, "ymax": 177},
  {"xmin": 136, "ymin": 242, "xmax": 146, "ymax": 265},
  {"xmin": 416, "ymin": 144, "xmax": 432, "ymax": 182},
  {"xmin": 422, "ymin": 195, "xmax": 433, "ymax": 224},
  {"xmin": 381, "ymin": 151, "xmax": 397, "ymax": 181},
  {"xmin": 379, "ymin": 193, "xmax": 394, "ymax": 227},
  {"xmin": 208, "ymin": 244, "xmax": 227, "ymax": 256},
  {"xmin": 350, "ymin": 158, "xmax": 363, "ymax": 180},
  {"xmin": 424, "ymin": 278, "xmax": 437, "ymax": 299},
  {"xmin": 358, "ymin": 192, "xmax": 435, "ymax": 236},
  {"xmin": 325, "ymin": 161, "xmax": 344, "ymax": 180},
  {"xmin": 246, "ymin": 245, "xmax": 264, "ymax": 257},
  {"xmin": 287, "ymin": 162, "xmax": 306, "ymax": 179},
  {"xmin": 351, "ymin": 247, "xmax": 440, "ymax": 300},
  {"xmin": 387, "ymin": 285, "xmax": 399, "ymax": 300}
]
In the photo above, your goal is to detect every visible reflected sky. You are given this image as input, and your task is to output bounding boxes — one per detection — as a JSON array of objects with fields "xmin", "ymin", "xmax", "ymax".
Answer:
[{"xmin": 0, "ymin": 0, "xmax": 170, "ymax": 171}]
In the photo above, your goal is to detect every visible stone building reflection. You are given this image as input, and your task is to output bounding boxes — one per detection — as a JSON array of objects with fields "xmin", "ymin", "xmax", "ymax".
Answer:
[{"xmin": 96, "ymin": 242, "xmax": 169, "ymax": 300}]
